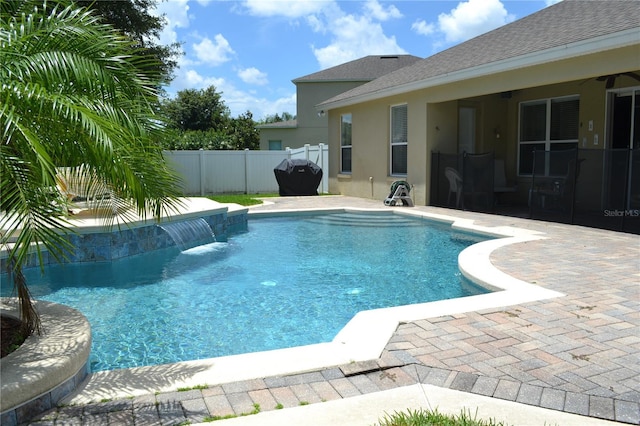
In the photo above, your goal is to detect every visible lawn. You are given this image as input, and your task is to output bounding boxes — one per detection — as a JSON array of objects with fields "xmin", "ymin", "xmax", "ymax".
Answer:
[
  {"xmin": 374, "ymin": 408, "xmax": 511, "ymax": 426},
  {"xmin": 206, "ymin": 193, "xmax": 279, "ymax": 206}
]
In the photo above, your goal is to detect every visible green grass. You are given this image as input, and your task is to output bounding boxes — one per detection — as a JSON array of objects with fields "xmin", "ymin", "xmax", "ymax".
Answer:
[
  {"xmin": 206, "ymin": 193, "xmax": 278, "ymax": 206},
  {"xmin": 373, "ymin": 408, "xmax": 511, "ymax": 426},
  {"xmin": 201, "ymin": 403, "xmax": 260, "ymax": 422},
  {"xmin": 177, "ymin": 384, "xmax": 209, "ymax": 392}
]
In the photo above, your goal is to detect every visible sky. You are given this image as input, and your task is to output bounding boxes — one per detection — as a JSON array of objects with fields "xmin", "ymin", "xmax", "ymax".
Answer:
[{"xmin": 153, "ymin": 0, "xmax": 561, "ymax": 119}]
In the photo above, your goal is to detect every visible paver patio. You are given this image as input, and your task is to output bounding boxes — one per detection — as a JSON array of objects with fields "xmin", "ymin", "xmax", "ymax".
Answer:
[{"xmin": 22, "ymin": 196, "xmax": 639, "ymax": 425}]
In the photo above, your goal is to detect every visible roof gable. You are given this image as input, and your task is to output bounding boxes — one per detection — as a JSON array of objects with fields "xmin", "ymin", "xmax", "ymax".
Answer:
[
  {"xmin": 320, "ymin": 1, "xmax": 640, "ymax": 108},
  {"xmin": 293, "ymin": 55, "xmax": 422, "ymax": 83}
]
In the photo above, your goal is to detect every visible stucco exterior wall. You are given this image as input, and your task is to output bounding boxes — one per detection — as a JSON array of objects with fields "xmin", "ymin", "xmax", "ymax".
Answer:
[
  {"xmin": 325, "ymin": 44, "xmax": 639, "ymax": 206},
  {"xmin": 258, "ymin": 127, "xmax": 297, "ymax": 150},
  {"xmin": 259, "ymin": 81, "xmax": 365, "ymax": 150},
  {"xmin": 258, "ymin": 126, "xmax": 328, "ymax": 151},
  {"xmin": 331, "ymin": 101, "xmax": 390, "ymax": 201}
]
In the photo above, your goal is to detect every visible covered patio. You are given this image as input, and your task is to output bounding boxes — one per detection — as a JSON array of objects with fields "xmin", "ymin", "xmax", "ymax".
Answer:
[{"xmin": 430, "ymin": 147, "xmax": 640, "ymax": 234}]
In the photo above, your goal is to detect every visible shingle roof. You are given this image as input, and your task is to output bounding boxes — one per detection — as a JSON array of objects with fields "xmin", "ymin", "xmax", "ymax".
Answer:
[
  {"xmin": 255, "ymin": 119, "xmax": 297, "ymax": 129},
  {"xmin": 319, "ymin": 0, "xmax": 640, "ymax": 108},
  {"xmin": 293, "ymin": 55, "xmax": 422, "ymax": 83}
]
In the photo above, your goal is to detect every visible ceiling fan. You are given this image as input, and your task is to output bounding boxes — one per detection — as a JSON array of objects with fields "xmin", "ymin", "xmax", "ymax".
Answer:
[{"xmin": 596, "ymin": 72, "xmax": 640, "ymax": 89}]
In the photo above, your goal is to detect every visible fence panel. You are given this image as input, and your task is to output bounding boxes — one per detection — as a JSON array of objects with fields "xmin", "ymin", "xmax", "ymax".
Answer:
[
  {"xmin": 203, "ymin": 151, "xmax": 247, "ymax": 194},
  {"xmin": 529, "ymin": 148, "xmax": 577, "ymax": 224},
  {"xmin": 245, "ymin": 150, "xmax": 290, "ymax": 193},
  {"xmin": 164, "ymin": 151, "xmax": 202, "ymax": 195},
  {"xmin": 430, "ymin": 152, "xmax": 463, "ymax": 208},
  {"xmin": 163, "ymin": 144, "xmax": 328, "ymax": 196}
]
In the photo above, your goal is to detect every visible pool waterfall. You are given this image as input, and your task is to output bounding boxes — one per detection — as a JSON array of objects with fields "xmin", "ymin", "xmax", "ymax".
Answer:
[{"xmin": 158, "ymin": 218, "xmax": 216, "ymax": 250}]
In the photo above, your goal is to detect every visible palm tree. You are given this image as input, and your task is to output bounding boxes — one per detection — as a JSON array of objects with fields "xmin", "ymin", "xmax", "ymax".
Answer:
[{"xmin": 0, "ymin": 0, "xmax": 183, "ymax": 336}]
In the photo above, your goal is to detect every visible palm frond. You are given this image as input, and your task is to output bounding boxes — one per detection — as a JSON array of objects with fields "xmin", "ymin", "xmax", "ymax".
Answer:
[{"xmin": 1, "ymin": 0, "xmax": 183, "ymax": 334}]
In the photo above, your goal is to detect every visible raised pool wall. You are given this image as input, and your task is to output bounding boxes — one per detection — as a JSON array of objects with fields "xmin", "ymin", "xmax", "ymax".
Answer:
[
  {"xmin": 0, "ymin": 300, "xmax": 92, "ymax": 426},
  {"xmin": 0, "ymin": 198, "xmax": 248, "ymax": 270},
  {"xmin": 0, "ymin": 198, "xmax": 248, "ymax": 425}
]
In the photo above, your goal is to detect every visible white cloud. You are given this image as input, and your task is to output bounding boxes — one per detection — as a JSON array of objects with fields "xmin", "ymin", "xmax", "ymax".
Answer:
[
  {"xmin": 305, "ymin": 14, "xmax": 325, "ymax": 33},
  {"xmin": 311, "ymin": 3, "xmax": 406, "ymax": 69},
  {"xmin": 238, "ymin": 67, "xmax": 269, "ymax": 86},
  {"xmin": 437, "ymin": 0, "xmax": 515, "ymax": 43},
  {"xmin": 163, "ymin": 0, "xmax": 408, "ymax": 117},
  {"xmin": 167, "ymin": 64, "xmax": 295, "ymax": 118},
  {"xmin": 411, "ymin": 19, "xmax": 435, "ymax": 36},
  {"xmin": 545, "ymin": 0, "xmax": 563, "ymax": 6},
  {"xmin": 238, "ymin": 0, "xmax": 405, "ymax": 70},
  {"xmin": 242, "ymin": 0, "xmax": 329, "ymax": 18},
  {"xmin": 150, "ymin": 0, "xmax": 190, "ymax": 45},
  {"xmin": 364, "ymin": 0, "xmax": 402, "ymax": 21},
  {"xmin": 250, "ymin": 93, "xmax": 298, "ymax": 120},
  {"xmin": 193, "ymin": 34, "xmax": 236, "ymax": 67},
  {"xmin": 169, "ymin": 68, "xmax": 226, "ymax": 93},
  {"xmin": 223, "ymin": 85, "xmax": 296, "ymax": 118}
]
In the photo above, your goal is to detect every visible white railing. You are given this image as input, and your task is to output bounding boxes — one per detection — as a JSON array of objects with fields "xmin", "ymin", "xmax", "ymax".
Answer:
[{"xmin": 163, "ymin": 144, "xmax": 328, "ymax": 195}]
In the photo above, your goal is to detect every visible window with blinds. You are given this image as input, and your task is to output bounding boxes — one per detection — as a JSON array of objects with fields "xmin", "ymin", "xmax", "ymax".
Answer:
[
  {"xmin": 390, "ymin": 104, "xmax": 407, "ymax": 175},
  {"xmin": 340, "ymin": 113, "xmax": 352, "ymax": 173}
]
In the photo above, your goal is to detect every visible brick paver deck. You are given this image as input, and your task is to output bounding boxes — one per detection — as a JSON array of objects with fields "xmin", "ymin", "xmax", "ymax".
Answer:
[{"xmin": 23, "ymin": 197, "xmax": 639, "ymax": 425}]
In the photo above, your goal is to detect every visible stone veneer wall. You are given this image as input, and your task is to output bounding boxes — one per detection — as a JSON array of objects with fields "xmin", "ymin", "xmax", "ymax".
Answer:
[{"xmin": 0, "ymin": 362, "xmax": 90, "ymax": 426}]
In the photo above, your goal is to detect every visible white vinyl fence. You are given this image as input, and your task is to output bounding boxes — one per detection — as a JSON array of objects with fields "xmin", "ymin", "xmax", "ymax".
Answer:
[{"xmin": 163, "ymin": 144, "xmax": 328, "ymax": 195}]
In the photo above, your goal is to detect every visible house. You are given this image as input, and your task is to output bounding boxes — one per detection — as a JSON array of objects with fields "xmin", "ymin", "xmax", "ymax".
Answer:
[
  {"xmin": 317, "ymin": 0, "xmax": 639, "ymax": 232},
  {"xmin": 257, "ymin": 55, "xmax": 421, "ymax": 150}
]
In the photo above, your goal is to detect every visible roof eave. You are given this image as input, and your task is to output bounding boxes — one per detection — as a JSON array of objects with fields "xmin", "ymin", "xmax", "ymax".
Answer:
[
  {"xmin": 317, "ymin": 28, "xmax": 639, "ymax": 111},
  {"xmin": 293, "ymin": 78, "xmax": 373, "ymax": 84},
  {"xmin": 256, "ymin": 122, "xmax": 298, "ymax": 129}
]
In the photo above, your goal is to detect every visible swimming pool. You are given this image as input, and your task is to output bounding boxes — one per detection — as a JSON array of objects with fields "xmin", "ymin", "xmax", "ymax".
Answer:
[{"xmin": 1, "ymin": 212, "xmax": 490, "ymax": 371}]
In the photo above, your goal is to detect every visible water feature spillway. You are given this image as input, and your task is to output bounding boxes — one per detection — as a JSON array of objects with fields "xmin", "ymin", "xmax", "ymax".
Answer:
[{"xmin": 158, "ymin": 218, "xmax": 215, "ymax": 251}]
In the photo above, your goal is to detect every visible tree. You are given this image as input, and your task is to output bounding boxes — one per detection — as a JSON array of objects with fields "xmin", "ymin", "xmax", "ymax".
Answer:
[
  {"xmin": 259, "ymin": 112, "xmax": 295, "ymax": 124},
  {"xmin": 0, "ymin": 0, "xmax": 183, "ymax": 335},
  {"xmin": 162, "ymin": 86, "xmax": 231, "ymax": 132},
  {"xmin": 159, "ymin": 86, "xmax": 259, "ymax": 151},
  {"xmin": 228, "ymin": 111, "xmax": 260, "ymax": 150},
  {"xmin": 76, "ymin": 0, "xmax": 181, "ymax": 83}
]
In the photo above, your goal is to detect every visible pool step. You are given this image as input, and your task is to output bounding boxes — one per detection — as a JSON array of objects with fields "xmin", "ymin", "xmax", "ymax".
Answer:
[{"xmin": 304, "ymin": 213, "xmax": 423, "ymax": 228}]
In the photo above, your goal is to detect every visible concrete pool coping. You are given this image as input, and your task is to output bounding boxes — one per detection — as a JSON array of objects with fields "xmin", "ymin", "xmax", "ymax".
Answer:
[
  {"xmin": 62, "ymin": 206, "xmax": 565, "ymax": 405},
  {"xmin": 0, "ymin": 300, "xmax": 91, "ymax": 414}
]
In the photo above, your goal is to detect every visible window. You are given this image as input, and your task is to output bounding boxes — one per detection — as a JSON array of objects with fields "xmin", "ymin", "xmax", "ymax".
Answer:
[
  {"xmin": 268, "ymin": 140, "xmax": 282, "ymax": 150},
  {"xmin": 518, "ymin": 96, "xmax": 579, "ymax": 175},
  {"xmin": 390, "ymin": 104, "xmax": 407, "ymax": 175},
  {"xmin": 340, "ymin": 114, "xmax": 352, "ymax": 173}
]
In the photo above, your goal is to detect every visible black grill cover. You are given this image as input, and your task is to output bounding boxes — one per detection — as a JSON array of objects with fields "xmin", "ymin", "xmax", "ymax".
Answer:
[{"xmin": 274, "ymin": 159, "xmax": 323, "ymax": 196}]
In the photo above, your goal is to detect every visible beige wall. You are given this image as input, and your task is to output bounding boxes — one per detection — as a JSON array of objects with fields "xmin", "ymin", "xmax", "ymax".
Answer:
[
  {"xmin": 326, "ymin": 44, "xmax": 639, "ymax": 205},
  {"xmin": 258, "ymin": 126, "xmax": 327, "ymax": 151},
  {"xmin": 259, "ymin": 80, "xmax": 365, "ymax": 150},
  {"xmin": 297, "ymin": 82, "xmax": 363, "ymax": 126},
  {"xmin": 332, "ymin": 101, "xmax": 390, "ymax": 201},
  {"xmin": 258, "ymin": 127, "xmax": 297, "ymax": 150}
]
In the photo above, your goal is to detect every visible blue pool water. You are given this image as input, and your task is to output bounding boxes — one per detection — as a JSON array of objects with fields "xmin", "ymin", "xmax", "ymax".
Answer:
[{"xmin": 1, "ymin": 212, "xmax": 490, "ymax": 371}]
